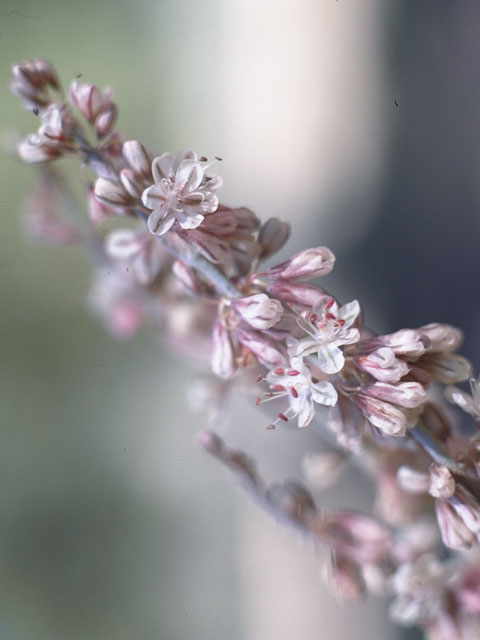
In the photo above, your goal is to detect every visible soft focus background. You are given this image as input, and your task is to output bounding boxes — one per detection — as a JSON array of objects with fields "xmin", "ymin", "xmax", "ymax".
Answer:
[{"xmin": 1, "ymin": 1, "xmax": 480, "ymax": 639}]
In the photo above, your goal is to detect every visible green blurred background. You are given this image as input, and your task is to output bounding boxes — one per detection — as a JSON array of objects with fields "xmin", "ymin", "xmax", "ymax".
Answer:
[{"xmin": 2, "ymin": 1, "xmax": 480, "ymax": 639}]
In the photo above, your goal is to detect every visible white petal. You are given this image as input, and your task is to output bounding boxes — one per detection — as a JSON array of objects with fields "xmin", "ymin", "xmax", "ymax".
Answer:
[
  {"xmin": 317, "ymin": 343, "xmax": 345, "ymax": 374},
  {"xmin": 152, "ymin": 153, "xmax": 175, "ymax": 182},
  {"xmin": 147, "ymin": 209, "xmax": 175, "ymax": 236},
  {"xmin": 311, "ymin": 381, "xmax": 338, "ymax": 407}
]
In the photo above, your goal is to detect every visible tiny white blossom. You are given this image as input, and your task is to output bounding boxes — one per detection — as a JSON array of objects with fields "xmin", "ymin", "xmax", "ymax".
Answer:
[
  {"xmin": 142, "ymin": 150, "xmax": 222, "ymax": 236},
  {"xmin": 288, "ymin": 298, "xmax": 360, "ymax": 374}
]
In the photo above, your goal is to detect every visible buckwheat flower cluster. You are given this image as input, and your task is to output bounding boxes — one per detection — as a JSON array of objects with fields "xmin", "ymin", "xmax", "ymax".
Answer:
[{"xmin": 11, "ymin": 60, "xmax": 480, "ymax": 640}]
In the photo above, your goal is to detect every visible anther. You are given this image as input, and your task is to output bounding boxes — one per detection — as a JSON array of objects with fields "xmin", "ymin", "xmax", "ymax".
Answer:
[
  {"xmin": 290, "ymin": 387, "xmax": 298, "ymax": 398},
  {"xmin": 266, "ymin": 424, "xmax": 276, "ymax": 430},
  {"xmin": 256, "ymin": 375, "xmax": 263, "ymax": 383},
  {"xmin": 310, "ymin": 314, "xmax": 318, "ymax": 323},
  {"xmin": 272, "ymin": 384, "xmax": 285, "ymax": 391},
  {"xmin": 278, "ymin": 412, "xmax": 289, "ymax": 422},
  {"xmin": 287, "ymin": 370, "xmax": 300, "ymax": 376},
  {"xmin": 273, "ymin": 368, "xmax": 285, "ymax": 375},
  {"xmin": 255, "ymin": 397, "xmax": 261, "ymax": 406}
]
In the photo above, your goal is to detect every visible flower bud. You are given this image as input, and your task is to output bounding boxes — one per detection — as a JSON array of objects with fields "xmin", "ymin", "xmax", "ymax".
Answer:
[
  {"xmin": 95, "ymin": 103, "xmax": 117, "ymax": 137},
  {"xmin": 86, "ymin": 185, "xmax": 114, "ymax": 224},
  {"xmin": 258, "ymin": 217, "xmax": 290, "ymax": 258},
  {"xmin": 352, "ymin": 394, "xmax": 407, "ymax": 436},
  {"xmin": 428, "ymin": 464, "xmax": 455, "ymax": 498},
  {"xmin": 266, "ymin": 281, "xmax": 328, "ymax": 307},
  {"xmin": 360, "ymin": 381, "xmax": 426, "ymax": 409},
  {"xmin": 17, "ymin": 135, "xmax": 62, "ymax": 163},
  {"xmin": 396, "ymin": 466, "xmax": 429, "ymax": 494},
  {"xmin": 123, "ymin": 140, "xmax": 152, "ymax": 177},
  {"xmin": 326, "ymin": 555, "xmax": 365, "ymax": 601},
  {"xmin": 355, "ymin": 347, "xmax": 409, "ymax": 384},
  {"xmin": 211, "ymin": 320, "xmax": 236, "ymax": 378},
  {"xmin": 265, "ymin": 246, "xmax": 335, "ymax": 281},
  {"xmin": 435, "ymin": 498, "xmax": 475, "ymax": 550},
  {"xmin": 358, "ymin": 329, "xmax": 429, "ymax": 358},
  {"xmin": 94, "ymin": 177, "xmax": 132, "ymax": 207},
  {"xmin": 419, "ymin": 323, "xmax": 463, "ymax": 353},
  {"xmin": 233, "ymin": 293, "xmax": 283, "ymax": 330},
  {"xmin": 449, "ymin": 484, "xmax": 480, "ymax": 538},
  {"xmin": 172, "ymin": 259, "xmax": 204, "ymax": 295},
  {"xmin": 104, "ymin": 229, "xmax": 143, "ymax": 261},
  {"xmin": 235, "ymin": 328, "xmax": 285, "ymax": 368},
  {"xmin": 69, "ymin": 81, "xmax": 102, "ymax": 121},
  {"xmin": 420, "ymin": 353, "xmax": 472, "ymax": 384}
]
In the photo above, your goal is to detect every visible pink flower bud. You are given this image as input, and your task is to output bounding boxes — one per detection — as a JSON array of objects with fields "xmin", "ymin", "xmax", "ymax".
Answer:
[
  {"xmin": 355, "ymin": 347, "xmax": 409, "ymax": 383},
  {"xmin": 17, "ymin": 136, "xmax": 62, "ymax": 163},
  {"xmin": 419, "ymin": 323, "xmax": 463, "ymax": 353},
  {"xmin": 449, "ymin": 485, "xmax": 480, "ymax": 538},
  {"xmin": 419, "ymin": 353, "xmax": 472, "ymax": 384},
  {"xmin": 123, "ymin": 140, "xmax": 152, "ymax": 177},
  {"xmin": 211, "ymin": 320, "xmax": 236, "ymax": 378},
  {"xmin": 435, "ymin": 498, "xmax": 475, "ymax": 550},
  {"xmin": 360, "ymin": 381, "xmax": 426, "ymax": 409},
  {"xmin": 95, "ymin": 103, "xmax": 117, "ymax": 137},
  {"xmin": 327, "ymin": 555, "xmax": 365, "ymax": 601},
  {"xmin": 183, "ymin": 229, "xmax": 232, "ymax": 264},
  {"xmin": 352, "ymin": 394, "xmax": 407, "ymax": 436},
  {"xmin": 258, "ymin": 217, "xmax": 290, "ymax": 258},
  {"xmin": 358, "ymin": 329, "xmax": 429, "ymax": 358},
  {"xmin": 104, "ymin": 229, "xmax": 144, "ymax": 261},
  {"xmin": 86, "ymin": 185, "xmax": 114, "ymax": 224},
  {"xmin": 265, "ymin": 246, "xmax": 335, "ymax": 281},
  {"xmin": 428, "ymin": 464, "xmax": 455, "ymax": 498},
  {"xmin": 235, "ymin": 329, "xmax": 285, "ymax": 368},
  {"xmin": 172, "ymin": 260, "xmax": 204, "ymax": 295},
  {"xmin": 266, "ymin": 281, "xmax": 328, "ymax": 307},
  {"xmin": 233, "ymin": 293, "xmax": 283, "ymax": 330},
  {"xmin": 94, "ymin": 177, "xmax": 132, "ymax": 207},
  {"xmin": 396, "ymin": 466, "xmax": 429, "ymax": 493},
  {"xmin": 120, "ymin": 168, "xmax": 144, "ymax": 198},
  {"xmin": 69, "ymin": 81, "xmax": 102, "ymax": 121}
]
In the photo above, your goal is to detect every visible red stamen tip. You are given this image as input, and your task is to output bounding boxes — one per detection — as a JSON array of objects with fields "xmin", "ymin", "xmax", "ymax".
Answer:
[
  {"xmin": 338, "ymin": 318, "xmax": 345, "ymax": 326},
  {"xmin": 290, "ymin": 387, "xmax": 298, "ymax": 398},
  {"xmin": 266, "ymin": 424, "xmax": 276, "ymax": 430},
  {"xmin": 255, "ymin": 397, "xmax": 261, "ymax": 406},
  {"xmin": 273, "ymin": 368, "xmax": 285, "ymax": 375},
  {"xmin": 310, "ymin": 313, "xmax": 318, "ymax": 323},
  {"xmin": 256, "ymin": 375, "xmax": 263, "ymax": 383},
  {"xmin": 278, "ymin": 412, "xmax": 289, "ymax": 422},
  {"xmin": 326, "ymin": 298, "xmax": 335, "ymax": 309},
  {"xmin": 287, "ymin": 369, "xmax": 300, "ymax": 376},
  {"xmin": 326, "ymin": 312, "xmax": 335, "ymax": 321},
  {"xmin": 272, "ymin": 384, "xmax": 285, "ymax": 391}
]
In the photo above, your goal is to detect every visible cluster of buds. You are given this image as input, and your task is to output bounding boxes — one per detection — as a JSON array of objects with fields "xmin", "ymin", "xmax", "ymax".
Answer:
[{"xmin": 11, "ymin": 60, "xmax": 480, "ymax": 640}]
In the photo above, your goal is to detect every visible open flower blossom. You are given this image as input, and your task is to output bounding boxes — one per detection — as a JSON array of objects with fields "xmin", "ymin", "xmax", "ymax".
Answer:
[
  {"xmin": 142, "ymin": 150, "xmax": 222, "ymax": 236},
  {"xmin": 260, "ymin": 360, "xmax": 338, "ymax": 428},
  {"xmin": 287, "ymin": 298, "xmax": 361, "ymax": 374}
]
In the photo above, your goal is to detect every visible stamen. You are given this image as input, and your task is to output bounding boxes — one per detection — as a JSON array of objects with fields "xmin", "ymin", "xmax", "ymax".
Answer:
[
  {"xmin": 266, "ymin": 424, "xmax": 276, "ymax": 430},
  {"xmin": 310, "ymin": 313, "xmax": 318, "ymax": 323},
  {"xmin": 326, "ymin": 298, "xmax": 335, "ymax": 309},
  {"xmin": 326, "ymin": 312, "xmax": 335, "ymax": 321},
  {"xmin": 256, "ymin": 375, "xmax": 263, "ymax": 383},
  {"xmin": 255, "ymin": 397, "xmax": 260, "ymax": 406},
  {"xmin": 287, "ymin": 370, "xmax": 300, "ymax": 376},
  {"xmin": 290, "ymin": 387, "xmax": 298, "ymax": 398},
  {"xmin": 278, "ymin": 412, "xmax": 289, "ymax": 422},
  {"xmin": 272, "ymin": 384, "xmax": 286, "ymax": 391},
  {"xmin": 273, "ymin": 367, "xmax": 285, "ymax": 375}
]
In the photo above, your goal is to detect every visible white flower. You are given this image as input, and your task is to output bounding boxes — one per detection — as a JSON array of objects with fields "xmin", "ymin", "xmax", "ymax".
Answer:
[
  {"xmin": 259, "ymin": 361, "xmax": 337, "ymax": 428},
  {"xmin": 288, "ymin": 298, "xmax": 361, "ymax": 375},
  {"xmin": 142, "ymin": 150, "xmax": 222, "ymax": 236}
]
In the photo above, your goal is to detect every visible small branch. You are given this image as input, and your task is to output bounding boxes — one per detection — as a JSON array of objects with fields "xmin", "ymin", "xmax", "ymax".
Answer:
[{"xmin": 410, "ymin": 423, "xmax": 478, "ymax": 480}]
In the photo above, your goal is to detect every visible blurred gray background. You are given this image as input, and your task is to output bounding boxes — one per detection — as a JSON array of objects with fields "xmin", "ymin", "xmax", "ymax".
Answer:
[{"xmin": 1, "ymin": 1, "xmax": 480, "ymax": 639}]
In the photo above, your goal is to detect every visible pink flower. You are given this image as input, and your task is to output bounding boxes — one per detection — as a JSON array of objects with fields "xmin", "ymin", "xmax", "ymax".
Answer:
[
  {"xmin": 288, "ymin": 298, "xmax": 361, "ymax": 374},
  {"xmin": 142, "ymin": 150, "xmax": 222, "ymax": 236},
  {"xmin": 261, "ymin": 361, "xmax": 337, "ymax": 428}
]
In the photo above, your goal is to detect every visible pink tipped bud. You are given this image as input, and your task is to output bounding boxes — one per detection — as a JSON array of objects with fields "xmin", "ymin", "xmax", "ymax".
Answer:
[
  {"xmin": 104, "ymin": 229, "xmax": 143, "ymax": 261},
  {"xmin": 419, "ymin": 323, "xmax": 463, "ymax": 353},
  {"xmin": 358, "ymin": 329, "xmax": 429, "ymax": 358},
  {"xmin": 197, "ymin": 429, "xmax": 224, "ymax": 456},
  {"xmin": 17, "ymin": 135, "xmax": 62, "ymax": 163},
  {"xmin": 87, "ymin": 185, "xmax": 114, "ymax": 224},
  {"xmin": 94, "ymin": 177, "xmax": 132, "ymax": 207},
  {"xmin": 352, "ymin": 394, "xmax": 407, "ymax": 436},
  {"xmin": 233, "ymin": 293, "xmax": 283, "ymax": 330},
  {"xmin": 69, "ymin": 81, "xmax": 102, "ymax": 121},
  {"xmin": 428, "ymin": 464, "xmax": 455, "ymax": 498},
  {"xmin": 449, "ymin": 484, "xmax": 480, "ymax": 538},
  {"xmin": 360, "ymin": 381, "xmax": 426, "ymax": 409},
  {"xmin": 10, "ymin": 59, "xmax": 60, "ymax": 110},
  {"xmin": 235, "ymin": 329, "xmax": 285, "ymax": 368},
  {"xmin": 95, "ymin": 103, "xmax": 117, "ymax": 137},
  {"xmin": 266, "ymin": 281, "xmax": 329, "ymax": 307},
  {"xmin": 211, "ymin": 320, "xmax": 236, "ymax": 379},
  {"xmin": 435, "ymin": 498, "xmax": 475, "ymax": 550},
  {"xmin": 172, "ymin": 260, "xmax": 204, "ymax": 295},
  {"xmin": 119, "ymin": 168, "xmax": 144, "ymax": 198},
  {"xmin": 419, "ymin": 353, "xmax": 472, "ymax": 384},
  {"xmin": 123, "ymin": 140, "xmax": 152, "ymax": 177},
  {"xmin": 355, "ymin": 347, "xmax": 409, "ymax": 384},
  {"xmin": 265, "ymin": 246, "xmax": 336, "ymax": 281},
  {"xmin": 258, "ymin": 217, "xmax": 290, "ymax": 258}
]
